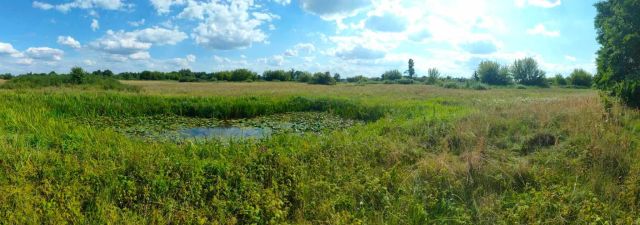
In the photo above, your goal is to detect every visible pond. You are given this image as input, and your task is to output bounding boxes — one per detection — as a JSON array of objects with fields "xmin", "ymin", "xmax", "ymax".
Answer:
[{"xmin": 80, "ymin": 111, "xmax": 361, "ymax": 141}]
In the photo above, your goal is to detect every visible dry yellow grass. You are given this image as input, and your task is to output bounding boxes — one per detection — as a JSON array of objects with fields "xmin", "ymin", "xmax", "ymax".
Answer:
[{"xmin": 0, "ymin": 79, "xmax": 5, "ymax": 85}]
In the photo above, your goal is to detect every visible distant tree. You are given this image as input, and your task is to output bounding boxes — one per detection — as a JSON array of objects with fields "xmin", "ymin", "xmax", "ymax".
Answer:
[
  {"xmin": 472, "ymin": 71, "xmax": 480, "ymax": 81},
  {"xmin": 568, "ymin": 69, "xmax": 593, "ymax": 87},
  {"xmin": 381, "ymin": 70, "xmax": 403, "ymax": 80},
  {"xmin": 297, "ymin": 72, "xmax": 313, "ymax": 83},
  {"xmin": 231, "ymin": 69, "xmax": 258, "ymax": 81},
  {"xmin": 263, "ymin": 70, "xmax": 291, "ymax": 81},
  {"xmin": 406, "ymin": 59, "xmax": 416, "ymax": 79},
  {"xmin": 553, "ymin": 74, "xmax": 568, "ymax": 86},
  {"xmin": 333, "ymin": 73, "xmax": 341, "ymax": 82},
  {"xmin": 103, "ymin": 69, "xmax": 114, "ymax": 77},
  {"xmin": 477, "ymin": 61, "xmax": 511, "ymax": 85},
  {"xmin": 70, "ymin": 67, "xmax": 86, "ymax": 84},
  {"xmin": 594, "ymin": 0, "xmax": 640, "ymax": 107},
  {"xmin": 347, "ymin": 75, "xmax": 367, "ymax": 83},
  {"xmin": 510, "ymin": 57, "xmax": 547, "ymax": 86},
  {"xmin": 309, "ymin": 72, "xmax": 336, "ymax": 85},
  {"xmin": 48, "ymin": 71, "xmax": 57, "ymax": 76},
  {"xmin": 426, "ymin": 68, "xmax": 440, "ymax": 84}
]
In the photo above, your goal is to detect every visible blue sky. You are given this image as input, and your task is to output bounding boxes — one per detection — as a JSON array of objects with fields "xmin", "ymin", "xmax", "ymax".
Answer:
[{"xmin": 0, "ymin": 0, "xmax": 599, "ymax": 77}]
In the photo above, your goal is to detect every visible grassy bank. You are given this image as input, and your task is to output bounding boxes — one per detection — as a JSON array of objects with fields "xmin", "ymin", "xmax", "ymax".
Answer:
[{"xmin": 0, "ymin": 82, "xmax": 638, "ymax": 224}]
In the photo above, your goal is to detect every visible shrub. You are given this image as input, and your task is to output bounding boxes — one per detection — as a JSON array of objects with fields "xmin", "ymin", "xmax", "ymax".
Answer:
[
  {"xmin": 426, "ymin": 68, "xmax": 440, "ymax": 84},
  {"xmin": 477, "ymin": 61, "xmax": 511, "ymax": 85},
  {"xmin": 553, "ymin": 74, "xmax": 568, "ymax": 86},
  {"xmin": 613, "ymin": 80, "xmax": 640, "ymax": 108},
  {"xmin": 471, "ymin": 83, "xmax": 489, "ymax": 90},
  {"xmin": 442, "ymin": 82, "xmax": 460, "ymax": 89},
  {"xmin": 70, "ymin": 67, "xmax": 86, "ymax": 84},
  {"xmin": 515, "ymin": 85, "xmax": 527, "ymax": 89},
  {"xmin": 381, "ymin": 70, "xmax": 403, "ymax": 81},
  {"xmin": 346, "ymin": 75, "xmax": 367, "ymax": 83},
  {"xmin": 263, "ymin": 70, "xmax": 292, "ymax": 81},
  {"xmin": 309, "ymin": 72, "xmax": 336, "ymax": 85},
  {"xmin": 231, "ymin": 69, "xmax": 258, "ymax": 81},
  {"xmin": 396, "ymin": 78, "xmax": 414, "ymax": 85},
  {"xmin": 568, "ymin": 69, "xmax": 593, "ymax": 87}
]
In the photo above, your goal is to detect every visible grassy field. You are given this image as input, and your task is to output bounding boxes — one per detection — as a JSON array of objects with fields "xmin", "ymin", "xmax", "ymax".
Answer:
[{"xmin": 0, "ymin": 81, "xmax": 639, "ymax": 224}]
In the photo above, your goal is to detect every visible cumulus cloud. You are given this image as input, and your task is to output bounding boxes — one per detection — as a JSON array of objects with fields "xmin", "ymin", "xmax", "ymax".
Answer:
[
  {"xmin": 0, "ymin": 42, "xmax": 23, "ymax": 58},
  {"xmin": 284, "ymin": 43, "xmax": 316, "ymax": 57},
  {"xmin": 564, "ymin": 55, "xmax": 577, "ymax": 62},
  {"xmin": 32, "ymin": 0, "xmax": 128, "ymax": 13},
  {"xmin": 179, "ymin": 0, "xmax": 273, "ymax": 50},
  {"xmin": 91, "ymin": 19, "xmax": 100, "ymax": 31},
  {"xmin": 335, "ymin": 45, "xmax": 385, "ymax": 60},
  {"xmin": 300, "ymin": 0, "xmax": 371, "ymax": 20},
  {"xmin": 364, "ymin": 13, "xmax": 408, "ymax": 32},
  {"xmin": 527, "ymin": 24, "xmax": 560, "ymax": 37},
  {"xmin": 25, "ymin": 47, "xmax": 64, "ymax": 61},
  {"xmin": 57, "ymin": 36, "xmax": 81, "ymax": 49},
  {"xmin": 90, "ymin": 27, "xmax": 187, "ymax": 60},
  {"xmin": 150, "ymin": 0, "xmax": 185, "ymax": 14},
  {"xmin": 460, "ymin": 39, "xmax": 499, "ymax": 54},
  {"xmin": 515, "ymin": 0, "xmax": 561, "ymax": 8},
  {"xmin": 258, "ymin": 55, "xmax": 285, "ymax": 66}
]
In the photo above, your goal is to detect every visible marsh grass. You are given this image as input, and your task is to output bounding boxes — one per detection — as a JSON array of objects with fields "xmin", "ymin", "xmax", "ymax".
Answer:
[{"xmin": 0, "ymin": 82, "xmax": 637, "ymax": 224}]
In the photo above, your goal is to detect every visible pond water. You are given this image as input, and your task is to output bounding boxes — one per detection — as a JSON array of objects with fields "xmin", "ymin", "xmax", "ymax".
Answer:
[{"xmin": 176, "ymin": 127, "xmax": 272, "ymax": 140}]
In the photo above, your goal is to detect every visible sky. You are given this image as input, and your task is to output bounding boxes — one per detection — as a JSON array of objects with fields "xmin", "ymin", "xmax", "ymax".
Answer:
[{"xmin": 0, "ymin": 0, "xmax": 600, "ymax": 77}]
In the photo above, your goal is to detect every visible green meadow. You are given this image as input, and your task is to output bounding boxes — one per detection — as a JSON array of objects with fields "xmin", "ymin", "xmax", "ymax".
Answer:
[{"xmin": 0, "ymin": 80, "xmax": 638, "ymax": 224}]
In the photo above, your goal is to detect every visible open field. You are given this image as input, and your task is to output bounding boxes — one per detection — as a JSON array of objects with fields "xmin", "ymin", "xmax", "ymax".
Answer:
[{"xmin": 0, "ymin": 81, "xmax": 639, "ymax": 224}]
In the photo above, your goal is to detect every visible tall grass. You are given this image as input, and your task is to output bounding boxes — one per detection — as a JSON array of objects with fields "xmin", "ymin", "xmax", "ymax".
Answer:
[{"xmin": 0, "ymin": 83, "xmax": 638, "ymax": 224}]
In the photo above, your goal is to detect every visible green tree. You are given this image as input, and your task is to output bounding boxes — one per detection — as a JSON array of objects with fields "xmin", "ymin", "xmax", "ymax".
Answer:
[
  {"xmin": 511, "ymin": 57, "xmax": 547, "ymax": 86},
  {"xmin": 70, "ymin": 67, "xmax": 86, "ymax": 84},
  {"xmin": 477, "ymin": 61, "xmax": 511, "ymax": 85},
  {"xmin": 594, "ymin": 0, "xmax": 640, "ymax": 107},
  {"xmin": 426, "ymin": 68, "xmax": 440, "ymax": 84},
  {"xmin": 553, "ymin": 74, "xmax": 568, "ymax": 86},
  {"xmin": 381, "ymin": 70, "xmax": 403, "ymax": 80},
  {"xmin": 406, "ymin": 59, "xmax": 415, "ymax": 78},
  {"xmin": 309, "ymin": 72, "xmax": 336, "ymax": 85},
  {"xmin": 568, "ymin": 69, "xmax": 593, "ymax": 87}
]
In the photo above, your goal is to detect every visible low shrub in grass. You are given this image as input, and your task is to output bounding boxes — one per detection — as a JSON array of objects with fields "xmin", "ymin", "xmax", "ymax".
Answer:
[
  {"xmin": 515, "ymin": 85, "xmax": 527, "ymax": 89},
  {"xmin": 395, "ymin": 78, "xmax": 414, "ymax": 85},
  {"xmin": 442, "ymin": 82, "xmax": 460, "ymax": 89},
  {"xmin": 471, "ymin": 83, "xmax": 489, "ymax": 90}
]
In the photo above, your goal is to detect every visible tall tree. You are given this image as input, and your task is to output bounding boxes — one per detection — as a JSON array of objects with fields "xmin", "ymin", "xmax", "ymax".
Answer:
[
  {"xmin": 406, "ymin": 59, "xmax": 415, "ymax": 79},
  {"xmin": 594, "ymin": 0, "xmax": 640, "ymax": 107},
  {"xmin": 477, "ymin": 61, "xmax": 511, "ymax": 85},
  {"xmin": 70, "ymin": 67, "xmax": 85, "ymax": 84},
  {"xmin": 510, "ymin": 57, "xmax": 547, "ymax": 86}
]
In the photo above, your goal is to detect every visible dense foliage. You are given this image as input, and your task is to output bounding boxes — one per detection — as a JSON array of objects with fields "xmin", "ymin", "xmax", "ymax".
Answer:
[
  {"xmin": 0, "ymin": 68, "xmax": 138, "ymax": 91},
  {"xmin": 477, "ymin": 60, "xmax": 511, "ymax": 85},
  {"xmin": 511, "ymin": 57, "xmax": 547, "ymax": 86},
  {"xmin": 594, "ymin": 0, "xmax": 640, "ymax": 107},
  {"xmin": 309, "ymin": 72, "xmax": 337, "ymax": 85},
  {"xmin": 569, "ymin": 69, "xmax": 594, "ymax": 87},
  {"xmin": 381, "ymin": 70, "xmax": 403, "ymax": 81}
]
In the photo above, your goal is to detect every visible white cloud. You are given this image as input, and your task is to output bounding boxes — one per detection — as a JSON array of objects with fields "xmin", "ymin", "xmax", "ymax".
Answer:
[
  {"xmin": 515, "ymin": 0, "xmax": 561, "ymax": 8},
  {"xmin": 150, "ymin": 0, "xmax": 185, "ymax": 14},
  {"xmin": 84, "ymin": 59, "xmax": 96, "ymax": 66},
  {"xmin": 284, "ymin": 43, "xmax": 316, "ymax": 57},
  {"xmin": 364, "ymin": 13, "xmax": 408, "ymax": 32},
  {"xmin": 90, "ymin": 27, "xmax": 186, "ymax": 60},
  {"xmin": 181, "ymin": 0, "xmax": 273, "ymax": 50},
  {"xmin": 300, "ymin": 0, "xmax": 371, "ymax": 20},
  {"xmin": 258, "ymin": 55, "xmax": 285, "ymax": 66},
  {"xmin": 128, "ymin": 19, "xmax": 146, "ymax": 27},
  {"xmin": 459, "ymin": 38, "xmax": 499, "ymax": 55},
  {"xmin": 0, "ymin": 42, "xmax": 23, "ymax": 58},
  {"xmin": 271, "ymin": 0, "xmax": 291, "ymax": 5},
  {"xmin": 32, "ymin": 0, "xmax": 128, "ymax": 13},
  {"xmin": 57, "ymin": 36, "xmax": 81, "ymax": 49},
  {"xmin": 335, "ymin": 45, "xmax": 385, "ymax": 60},
  {"xmin": 527, "ymin": 24, "xmax": 560, "ymax": 37},
  {"xmin": 91, "ymin": 19, "xmax": 100, "ymax": 31},
  {"xmin": 25, "ymin": 47, "xmax": 64, "ymax": 61},
  {"xmin": 170, "ymin": 54, "xmax": 197, "ymax": 68}
]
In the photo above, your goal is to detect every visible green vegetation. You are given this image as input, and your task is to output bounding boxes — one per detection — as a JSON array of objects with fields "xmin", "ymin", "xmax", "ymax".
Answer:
[
  {"xmin": 0, "ymin": 81, "xmax": 638, "ymax": 224},
  {"xmin": 1, "ymin": 67, "xmax": 138, "ymax": 91},
  {"xmin": 477, "ymin": 60, "xmax": 511, "ymax": 85},
  {"xmin": 594, "ymin": 0, "xmax": 640, "ymax": 107},
  {"xmin": 511, "ymin": 57, "xmax": 547, "ymax": 87},
  {"xmin": 568, "ymin": 68, "xmax": 594, "ymax": 88}
]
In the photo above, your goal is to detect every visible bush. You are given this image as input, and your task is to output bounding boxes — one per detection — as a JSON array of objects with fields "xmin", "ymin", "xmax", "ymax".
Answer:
[
  {"xmin": 515, "ymin": 85, "xmax": 527, "ymax": 89},
  {"xmin": 568, "ymin": 69, "xmax": 593, "ymax": 87},
  {"xmin": 231, "ymin": 69, "xmax": 258, "ymax": 81},
  {"xmin": 309, "ymin": 72, "xmax": 336, "ymax": 85},
  {"xmin": 396, "ymin": 78, "xmax": 414, "ymax": 85},
  {"xmin": 471, "ymin": 83, "xmax": 489, "ymax": 90},
  {"xmin": 381, "ymin": 70, "xmax": 403, "ymax": 81},
  {"xmin": 478, "ymin": 61, "xmax": 511, "ymax": 85},
  {"xmin": 553, "ymin": 74, "xmax": 568, "ymax": 86},
  {"xmin": 263, "ymin": 70, "xmax": 292, "ymax": 81},
  {"xmin": 613, "ymin": 80, "xmax": 640, "ymax": 108},
  {"xmin": 442, "ymin": 82, "xmax": 460, "ymax": 89},
  {"xmin": 346, "ymin": 75, "xmax": 367, "ymax": 83}
]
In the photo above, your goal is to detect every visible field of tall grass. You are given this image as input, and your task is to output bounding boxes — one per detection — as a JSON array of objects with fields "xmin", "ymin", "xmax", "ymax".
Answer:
[{"xmin": 0, "ymin": 81, "xmax": 638, "ymax": 224}]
